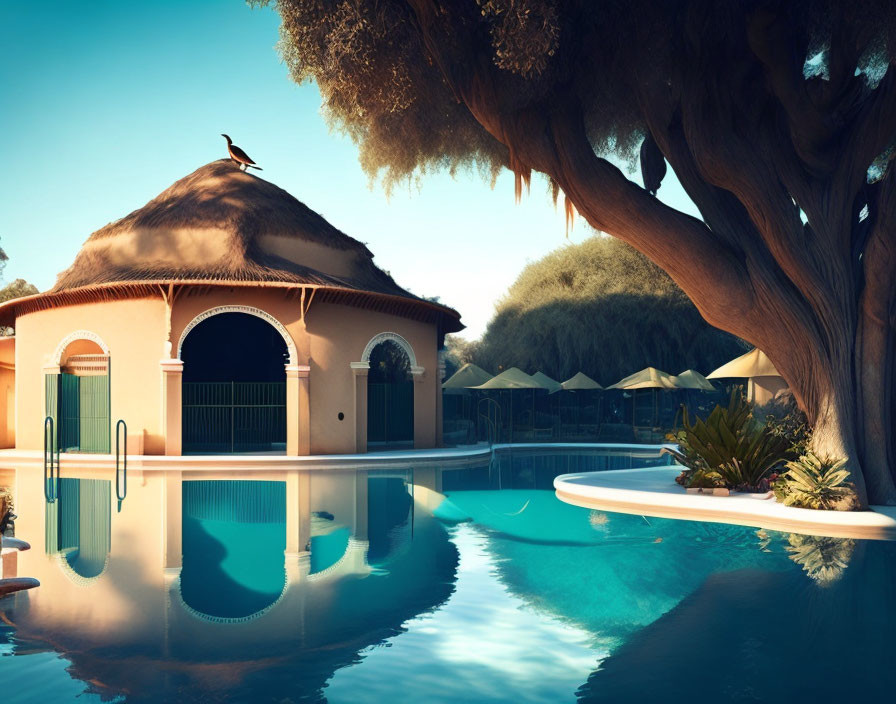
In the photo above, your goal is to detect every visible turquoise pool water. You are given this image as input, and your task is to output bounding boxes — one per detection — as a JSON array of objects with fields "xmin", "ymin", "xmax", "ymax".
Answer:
[{"xmin": 1, "ymin": 448, "xmax": 895, "ymax": 703}]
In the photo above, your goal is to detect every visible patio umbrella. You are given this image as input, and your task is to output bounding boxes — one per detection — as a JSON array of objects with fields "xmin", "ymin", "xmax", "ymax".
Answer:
[
  {"xmin": 673, "ymin": 369, "xmax": 715, "ymax": 391},
  {"xmin": 560, "ymin": 372, "xmax": 603, "ymax": 390},
  {"xmin": 532, "ymin": 371, "xmax": 563, "ymax": 394},
  {"xmin": 707, "ymin": 348, "xmax": 787, "ymax": 404},
  {"xmin": 442, "ymin": 363, "xmax": 493, "ymax": 442},
  {"xmin": 560, "ymin": 372, "xmax": 603, "ymax": 432},
  {"xmin": 609, "ymin": 367, "xmax": 678, "ymax": 390},
  {"xmin": 707, "ymin": 348, "xmax": 778, "ymax": 378},
  {"xmin": 470, "ymin": 368, "xmax": 548, "ymax": 442},
  {"xmin": 442, "ymin": 363, "xmax": 493, "ymax": 392},
  {"xmin": 608, "ymin": 367, "xmax": 677, "ymax": 427}
]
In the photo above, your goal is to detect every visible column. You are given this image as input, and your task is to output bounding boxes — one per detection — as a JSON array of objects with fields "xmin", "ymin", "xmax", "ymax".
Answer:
[
  {"xmin": 350, "ymin": 362, "xmax": 369, "ymax": 453},
  {"xmin": 160, "ymin": 359, "xmax": 183, "ymax": 456},
  {"xmin": 436, "ymin": 352, "xmax": 446, "ymax": 447},
  {"xmin": 410, "ymin": 365, "xmax": 427, "ymax": 449},
  {"xmin": 162, "ymin": 469, "xmax": 183, "ymax": 573},
  {"xmin": 285, "ymin": 469, "xmax": 311, "ymax": 565},
  {"xmin": 285, "ymin": 364, "xmax": 310, "ymax": 456}
]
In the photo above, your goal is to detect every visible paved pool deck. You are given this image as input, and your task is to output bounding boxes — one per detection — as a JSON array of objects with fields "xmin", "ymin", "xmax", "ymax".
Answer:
[{"xmin": 555, "ymin": 467, "xmax": 896, "ymax": 541}]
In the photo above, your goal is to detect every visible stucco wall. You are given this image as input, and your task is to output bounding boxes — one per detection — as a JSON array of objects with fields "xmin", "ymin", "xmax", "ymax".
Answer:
[
  {"xmin": 14, "ymin": 298, "xmax": 168, "ymax": 453},
  {"xmin": 305, "ymin": 301, "xmax": 438, "ymax": 454},
  {"xmin": 0, "ymin": 337, "xmax": 15, "ymax": 448},
  {"xmin": 168, "ymin": 289, "xmax": 440, "ymax": 454},
  {"xmin": 13, "ymin": 288, "xmax": 442, "ymax": 455}
]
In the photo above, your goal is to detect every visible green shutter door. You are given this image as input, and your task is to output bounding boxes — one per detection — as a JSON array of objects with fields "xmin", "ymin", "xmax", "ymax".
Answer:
[
  {"xmin": 79, "ymin": 375, "xmax": 110, "ymax": 453},
  {"xmin": 60, "ymin": 373, "xmax": 80, "ymax": 452}
]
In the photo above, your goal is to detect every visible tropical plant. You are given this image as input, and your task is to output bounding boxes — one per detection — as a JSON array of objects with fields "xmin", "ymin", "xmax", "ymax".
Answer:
[
  {"xmin": 759, "ymin": 391, "xmax": 812, "ymax": 456},
  {"xmin": 775, "ymin": 453, "xmax": 860, "ymax": 511},
  {"xmin": 667, "ymin": 390, "xmax": 793, "ymax": 492},
  {"xmin": 785, "ymin": 533, "xmax": 856, "ymax": 585}
]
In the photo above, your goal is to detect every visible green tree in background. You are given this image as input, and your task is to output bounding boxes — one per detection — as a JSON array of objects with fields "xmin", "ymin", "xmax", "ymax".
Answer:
[
  {"xmin": 0, "ymin": 242, "xmax": 39, "ymax": 335},
  {"xmin": 462, "ymin": 237, "xmax": 745, "ymax": 386}
]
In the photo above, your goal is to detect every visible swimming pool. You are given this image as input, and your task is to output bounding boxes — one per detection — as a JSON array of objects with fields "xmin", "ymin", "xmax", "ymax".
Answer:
[{"xmin": 1, "ymin": 448, "xmax": 895, "ymax": 703}]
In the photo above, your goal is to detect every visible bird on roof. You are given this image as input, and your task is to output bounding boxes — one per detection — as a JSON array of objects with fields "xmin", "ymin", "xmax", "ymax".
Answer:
[{"xmin": 221, "ymin": 134, "xmax": 262, "ymax": 171}]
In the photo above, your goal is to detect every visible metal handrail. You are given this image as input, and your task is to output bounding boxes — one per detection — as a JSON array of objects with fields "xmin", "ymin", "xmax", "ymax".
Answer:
[
  {"xmin": 115, "ymin": 419, "xmax": 127, "ymax": 510},
  {"xmin": 476, "ymin": 397, "xmax": 502, "ymax": 447},
  {"xmin": 43, "ymin": 416, "xmax": 58, "ymax": 503}
]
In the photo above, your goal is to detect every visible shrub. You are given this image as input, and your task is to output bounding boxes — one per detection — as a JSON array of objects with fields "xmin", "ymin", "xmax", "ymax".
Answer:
[
  {"xmin": 774, "ymin": 452, "xmax": 860, "ymax": 511},
  {"xmin": 758, "ymin": 391, "xmax": 812, "ymax": 456},
  {"xmin": 667, "ymin": 390, "xmax": 794, "ymax": 492}
]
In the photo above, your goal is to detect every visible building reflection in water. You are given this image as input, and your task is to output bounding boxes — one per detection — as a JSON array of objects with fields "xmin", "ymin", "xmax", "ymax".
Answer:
[{"xmin": 3, "ymin": 464, "xmax": 459, "ymax": 701}]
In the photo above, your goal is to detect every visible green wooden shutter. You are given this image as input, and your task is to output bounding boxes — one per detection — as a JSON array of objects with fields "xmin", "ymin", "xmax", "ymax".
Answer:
[
  {"xmin": 44, "ymin": 373, "xmax": 59, "ymax": 454},
  {"xmin": 79, "ymin": 375, "xmax": 110, "ymax": 453}
]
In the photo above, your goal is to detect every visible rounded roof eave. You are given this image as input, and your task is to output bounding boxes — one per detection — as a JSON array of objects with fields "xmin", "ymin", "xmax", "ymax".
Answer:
[{"xmin": 0, "ymin": 279, "xmax": 464, "ymax": 333}]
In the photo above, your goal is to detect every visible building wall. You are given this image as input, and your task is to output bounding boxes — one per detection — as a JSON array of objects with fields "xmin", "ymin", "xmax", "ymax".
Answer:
[
  {"xmin": 14, "ymin": 298, "xmax": 168, "ymax": 453},
  {"xmin": 168, "ymin": 289, "xmax": 440, "ymax": 455},
  {"xmin": 0, "ymin": 337, "xmax": 15, "ymax": 449},
  {"xmin": 305, "ymin": 301, "xmax": 438, "ymax": 454},
  {"xmin": 12, "ymin": 288, "xmax": 442, "ymax": 455}
]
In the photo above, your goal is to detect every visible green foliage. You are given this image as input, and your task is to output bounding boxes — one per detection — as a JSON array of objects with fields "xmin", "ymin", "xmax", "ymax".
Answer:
[
  {"xmin": 0, "ymin": 278, "xmax": 39, "ymax": 304},
  {"xmin": 468, "ymin": 237, "xmax": 744, "ymax": 384},
  {"xmin": 758, "ymin": 391, "xmax": 812, "ymax": 456},
  {"xmin": 775, "ymin": 453, "xmax": 859, "ymax": 511},
  {"xmin": 668, "ymin": 390, "xmax": 793, "ymax": 491}
]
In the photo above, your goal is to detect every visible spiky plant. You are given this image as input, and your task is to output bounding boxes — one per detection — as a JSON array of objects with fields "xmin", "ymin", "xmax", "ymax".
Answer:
[
  {"xmin": 776, "ymin": 453, "xmax": 858, "ymax": 511},
  {"xmin": 667, "ymin": 389, "xmax": 793, "ymax": 491}
]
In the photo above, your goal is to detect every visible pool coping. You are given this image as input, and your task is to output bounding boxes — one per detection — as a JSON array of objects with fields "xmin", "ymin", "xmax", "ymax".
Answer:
[
  {"xmin": 554, "ymin": 467, "xmax": 896, "ymax": 541},
  {"xmin": 0, "ymin": 442, "xmax": 673, "ymax": 472}
]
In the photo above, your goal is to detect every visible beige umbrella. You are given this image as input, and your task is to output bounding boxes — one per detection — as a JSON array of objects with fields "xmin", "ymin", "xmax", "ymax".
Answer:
[
  {"xmin": 608, "ymin": 367, "xmax": 678, "ymax": 390},
  {"xmin": 707, "ymin": 348, "xmax": 787, "ymax": 404},
  {"xmin": 470, "ymin": 368, "xmax": 549, "ymax": 442},
  {"xmin": 469, "ymin": 367, "xmax": 545, "ymax": 390},
  {"xmin": 560, "ymin": 372, "xmax": 603, "ymax": 390},
  {"xmin": 532, "ymin": 371, "xmax": 563, "ymax": 394},
  {"xmin": 608, "ymin": 367, "xmax": 677, "ymax": 428},
  {"xmin": 707, "ymin": 348, "xmax": 778, "ymax": 379},
  {"xmin": 674, "ymin": 369, "xmax": 715, "ymax": 391},
  {"xmin": 442, "ymin": 363, "xmax": 493, "ymax": 392}
]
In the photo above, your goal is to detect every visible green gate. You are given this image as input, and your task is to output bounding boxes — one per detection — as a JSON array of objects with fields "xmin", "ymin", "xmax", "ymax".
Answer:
[
  {"xmin": 45, "ymin": 372, "xmax": 110, "ymax": 453},
  {"xmin": 182, "ymin": 382, "xmax": 286, "ymax": 453},
  {"xmin": 367, "ymin": 381, "xmax": 414, "ymax": 445}
]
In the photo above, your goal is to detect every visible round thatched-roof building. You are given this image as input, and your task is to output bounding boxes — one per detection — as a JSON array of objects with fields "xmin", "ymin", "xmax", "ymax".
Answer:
[{"xmin": 0, "ymin": 160, "xmax": 462, "ymax": 455}]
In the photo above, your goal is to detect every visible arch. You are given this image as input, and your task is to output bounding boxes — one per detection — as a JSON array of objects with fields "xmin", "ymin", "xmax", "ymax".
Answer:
[
  {"xmin": 52, "ymin": 330, "xmax": 110, "ymax": 366},
  {"xmin": 177, "ymin": 305, "xmax": 297, "ymax": 365},
  {"xmin": 361, "ymin": 332, "xmax": 417, "ymax": 371}
]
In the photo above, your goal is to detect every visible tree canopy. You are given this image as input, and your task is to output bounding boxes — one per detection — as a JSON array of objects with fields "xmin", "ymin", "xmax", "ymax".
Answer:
[
  {"xmin": 259, "ymin": 0, "xmax": 896, "ymax": 505},
  {"xmin": 456, "ymin": 237, "xmax": 745, "ymax": 385}
]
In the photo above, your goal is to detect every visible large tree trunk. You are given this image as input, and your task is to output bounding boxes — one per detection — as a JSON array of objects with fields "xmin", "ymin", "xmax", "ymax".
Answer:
[{"xmin": 405, "ymin": 0, "xmax": 896, "ymax": 507}]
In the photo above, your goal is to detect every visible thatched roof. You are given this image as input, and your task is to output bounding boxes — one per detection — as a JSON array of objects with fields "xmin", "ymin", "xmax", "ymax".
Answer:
[{"xmin": 0, "ymin": 160, "xmax": 462, "ymax": 331}]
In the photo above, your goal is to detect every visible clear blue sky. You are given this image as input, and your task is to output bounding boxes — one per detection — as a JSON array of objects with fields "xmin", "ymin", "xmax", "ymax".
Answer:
[{"xmin": 0, "ymin": 0, "xmax": 698, "ymax": 340}]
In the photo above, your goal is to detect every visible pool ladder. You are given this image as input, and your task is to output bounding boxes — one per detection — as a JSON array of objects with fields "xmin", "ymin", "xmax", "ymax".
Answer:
[
  {"xmin": 116, "ymin": 419, "xmax": 127, "ymax": 511},
  {"xmin": 43, "ymin": 416, "xmax": 59, "ymax": 503}
]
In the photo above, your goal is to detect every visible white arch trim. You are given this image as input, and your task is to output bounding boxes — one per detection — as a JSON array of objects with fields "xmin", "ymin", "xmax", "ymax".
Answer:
[
  {"xmin": 176, "ymin": 305, "xmax": 297, "ymax": 365},
  {"xmin": 52, "ymin": 330, "xmax": 110, "ymax": 366},
  {"xmin": 360, "ymin": 331, "xmax": 418, "ymax": 370}
]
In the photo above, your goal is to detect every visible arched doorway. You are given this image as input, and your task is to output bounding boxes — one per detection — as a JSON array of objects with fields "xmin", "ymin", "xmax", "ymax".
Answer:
[
  {"xmin": 46, "ymin": 333, "xmax": 111, "ymax": 453},
  {"xmin": 366, "ymin": 339, "xmax": 414, "ymax": 449},
  {"xmin": 181, "ymin": 312, "xmax": 288, "ymax": 454}
]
